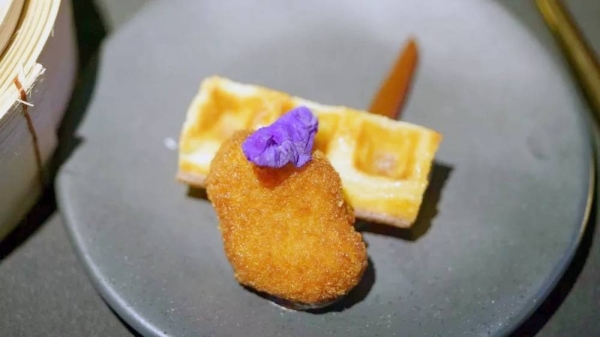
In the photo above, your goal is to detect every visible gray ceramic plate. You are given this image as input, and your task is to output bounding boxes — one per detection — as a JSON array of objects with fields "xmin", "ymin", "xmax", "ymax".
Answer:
[{"xmin": 57, "ymin": 0, "xmax": 593, "ymax": 336}]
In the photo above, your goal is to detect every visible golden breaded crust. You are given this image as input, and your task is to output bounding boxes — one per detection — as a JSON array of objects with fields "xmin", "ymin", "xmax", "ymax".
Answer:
[{"xmin": 206, "ymin": 130, "xmax": 368, "ymax": 305}]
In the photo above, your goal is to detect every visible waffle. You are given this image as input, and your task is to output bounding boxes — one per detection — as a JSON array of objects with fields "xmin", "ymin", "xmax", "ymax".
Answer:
[{"xmin": 178, "ymin": 76, "xmax": 442, "ymax": 228}]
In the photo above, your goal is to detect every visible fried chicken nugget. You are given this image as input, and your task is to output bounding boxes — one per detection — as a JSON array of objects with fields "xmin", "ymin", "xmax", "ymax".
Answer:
[{"xmin": 206, "ymin": 130, "xmax": 368, "ymax": 308}]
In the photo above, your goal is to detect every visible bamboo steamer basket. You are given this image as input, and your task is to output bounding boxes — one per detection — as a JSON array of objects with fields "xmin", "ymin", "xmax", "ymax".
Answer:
[{"xmin": 0, "ymin": 0, "xmax": 77, "ymax": 240}]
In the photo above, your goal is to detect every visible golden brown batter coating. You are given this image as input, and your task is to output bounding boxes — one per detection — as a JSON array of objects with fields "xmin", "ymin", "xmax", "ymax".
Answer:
[{"xmin": 206, "ymin": 130, "xmax": 367, "ymax": 307}]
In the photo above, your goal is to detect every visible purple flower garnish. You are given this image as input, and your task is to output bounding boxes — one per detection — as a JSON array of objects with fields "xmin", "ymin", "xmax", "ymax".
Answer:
[{"xmin": 242, "ymin": 106, "xmax": 318, "ymax": 168}]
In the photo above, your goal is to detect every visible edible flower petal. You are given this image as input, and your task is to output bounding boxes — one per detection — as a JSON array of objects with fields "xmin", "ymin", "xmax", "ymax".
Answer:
[{"xmin": 242, "ymin": 106, "xmax": 318, "ymax": 168}]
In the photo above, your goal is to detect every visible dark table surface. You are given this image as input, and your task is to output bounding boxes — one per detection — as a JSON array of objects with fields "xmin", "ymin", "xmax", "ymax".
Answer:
[{"xmin": 0, "ymin": 0, "xmax": 598, "ymax": 336}]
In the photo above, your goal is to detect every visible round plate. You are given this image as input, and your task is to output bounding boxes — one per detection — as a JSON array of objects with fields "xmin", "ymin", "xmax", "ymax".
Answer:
[{"xmin": 57, "ymin": 0, "xmax": 593, "ymax": 336}]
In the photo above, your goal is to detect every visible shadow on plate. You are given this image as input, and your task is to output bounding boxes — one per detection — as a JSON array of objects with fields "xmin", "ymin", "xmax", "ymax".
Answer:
[
  {"xmin": 358, "ymin": 161, "xmax": 453, "ymax": 241},
  {"xmin": 108, "ymin": 303, "xmax": 144, "ymax": 337},
  {"xmin": 187, "ymin": 186, "xmax": 209, "ymax": 200},
  {"xmin": 242, "ymin": 257, "xmax": 376, "ymax": 314},
  {"xmin": 307, "ymin": 257, "xmax": 376, "ymax": 314}
]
